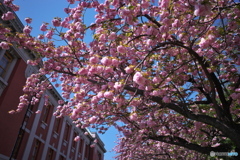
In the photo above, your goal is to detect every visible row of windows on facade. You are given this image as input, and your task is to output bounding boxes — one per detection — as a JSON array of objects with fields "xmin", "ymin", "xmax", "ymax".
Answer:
[
  {"xmin": 24, "ymin": 104, "xmax": 103, "ymax": 160},
  {"xmin": 0, "ymin": 49, "xmax": 103, "ymax": 160},
  {"xmin": 28, "ymin": 103, "xmax": 72, "ymax": 142},
  {"xmin": 31, "ymin": 138, "xmax": 101, "ymax": 160}
]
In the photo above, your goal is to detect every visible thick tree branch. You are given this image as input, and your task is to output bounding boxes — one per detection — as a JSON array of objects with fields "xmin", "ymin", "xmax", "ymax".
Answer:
[
  {"xmin": 52, "ymin": 69, "xmax": 77, "ymax": 76},
  {"xmin": 187, "ymin": 48, "xmax": 232, "ymax": 122},
  {"xmin": 123, "ymin": 85, "xmax": 240, "ymax": 149},
  {"xmin": 143, "ymin": 14, "xmax": 161, "ymax": 27},
  {"xmin": 148, "ymin": 135, "xmax": 232, "ymax": 155},
  {"xmin": 162, "ymin": 40, "xmax": 232, "ymax": 122}
]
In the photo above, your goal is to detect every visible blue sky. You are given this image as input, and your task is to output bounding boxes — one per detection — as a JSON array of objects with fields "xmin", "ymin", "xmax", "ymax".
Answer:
[{"xmin": 14, "ymin": 0, "xmax": 119, "ymax": 159}]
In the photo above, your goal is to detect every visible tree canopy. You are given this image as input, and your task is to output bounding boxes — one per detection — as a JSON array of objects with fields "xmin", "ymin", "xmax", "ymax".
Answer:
[{"xmin": 1, "ymin": 0, "xmax": 240, "ymax": 159}]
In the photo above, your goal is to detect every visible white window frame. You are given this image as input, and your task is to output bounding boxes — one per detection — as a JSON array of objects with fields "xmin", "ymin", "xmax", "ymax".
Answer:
[{"xmin": 0, "ymin": 49, "xmax": 18, "ymax": 95}]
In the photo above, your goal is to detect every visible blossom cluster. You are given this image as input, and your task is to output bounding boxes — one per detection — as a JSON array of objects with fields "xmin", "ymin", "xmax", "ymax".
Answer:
[{"xmin": 1, "ymin": 0, "xmax": 240, "ymax": 158}]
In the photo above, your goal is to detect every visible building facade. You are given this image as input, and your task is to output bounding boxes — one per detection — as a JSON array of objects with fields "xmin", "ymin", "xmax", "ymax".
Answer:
[{"xmin": 0, "ymin": 1, "xmax": 106, "ymax": 160}]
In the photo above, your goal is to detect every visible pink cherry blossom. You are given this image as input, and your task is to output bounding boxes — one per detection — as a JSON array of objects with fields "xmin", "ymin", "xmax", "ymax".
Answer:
[
  {"xmin": 94, "ymin": 139, "xmax": 98, "ymax": 143},
  {"xmin": 194, "ymin": 3, "xmax": 211, "ymax": 16},
  {"xmin": 199, "ymin": 37, "xmax": 207, "ymax": 48},
  {"xmin": 37, "ymin": 34, "xmax": 44, "ymax": 39},
  {"xmin": 40, "ymin": 23, "xmax": 48, "ymax": 31},
  {"xmin": 23, "ymin": 26, "xmax": 32, "ymax": 34},
  {"xmin": 0, "ymin": 42, "xmax": 10, "ymax": 50},
  {"xmin": 24, "ymin": 17, "xmax": 32, "ymax": 24},
  {"xmin": 90, "ymin": 144, "xmax": 96, "ymax": 148},
  {"xmin": 52, "ymin": 18, "xmax": 61, "ymax": 27},
  {"xmin": 3, "ymin": 0, "xmax": 240, "ymax": 159},
  {"xmin": 1, "ymin": 11, "xmax": 15, "ymax": 20},
  {"xmin": 45, "ymin": 30, "xmax": 54, "ymax": 39},
  {"xmin": 89, "ymin": 116, "xmax": 98, "ymax": 123},
  {"xmin": 8, "ymin": 110, "xmax": 15, "ymax": 114},
  {"xmin": 74, "ymin": 136, "xmax": 80, "ymax": 142},
  {"xmin": 103, "ymin": 91, "xmax": 114, "ymax": 99},
  {"xmin": 129, "ymin": 113, "xmax": 138, "ymax": 121},
  {"xmin": 160, "ymin": 0, "xmax": 170, "ymax": 8},
  {"xmin": 89, "ymin": 56, "xmax": 99, "ymax": 64},
  {"xmin": 35, "ymin": 110, "xmax": 41, "ymax": 114},
  {"xmin": 109, "ymin": 32, "xmax": 117, "ymax": 40},
  {"xmin": 101, "ymin": 57, "xmax": 112, "ymax": 66},
  {"xmin": 117, "ymin": 45, "xmax": 126, "ymax": 53},
  {"xmin": 133, "ymin": 72, "xmax": 146, "ymax": 85},
  {"xmin": 162, "ymin": 96, "xmax": 170, "ymax": 103},
  {"xmin": 125, "ymin": 66, "xmax": 134, "ymax": 74},
  {"xmin": 114, "ymin": 82, "xmax": 123, "ymax": 90},
  {"xmin": 152, "ymin": 77, "xmax": 161, "ymax": 83}
]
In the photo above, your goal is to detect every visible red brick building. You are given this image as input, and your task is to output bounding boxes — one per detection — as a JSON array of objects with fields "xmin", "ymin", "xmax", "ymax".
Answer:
[{"xmin": 0, "ymin": 2, "xmax": 106, "ymax": 160}]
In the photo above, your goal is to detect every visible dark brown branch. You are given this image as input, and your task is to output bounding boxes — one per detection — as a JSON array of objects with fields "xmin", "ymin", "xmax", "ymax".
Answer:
[
  {"xmin": 94, "ymin": 74, "xmax": 109, "ymax": 82},
  {"xmin": 188, "ymin": 100, "xmax": 212, "ymax": 105},
  {"xmin": 143, "ymin": 14, "xmax": 161, "ymax": 27},
  {"xmin": 162, "ymin": 40, "xmax": 231, "ymax": 122},
  {"xmin": 52, "ymin": 69, "xmax": 76, "ymax": 76},
  {"xmin": 87, "ymin": 79, "xmax": 105, "ymax": 85},
  {"xmin": 187, "ymin": 48, "xmax": 232, "ymax": 121},
  {"xmin": 213, "ymin": 2, "xmax": 240, "ymax": 11},
  {"xmin": 121, "ymin": 85, "xmax": 240, "ymax": 149},
  {"xmin": 127, "ymin": 34, "xmax": 148, "ymax": 44},
  {"xmin": 187, "ymin": 77, "xmax": 213, "ymax": 103},
  {"xmin": 124, "ymin": 85, "xmax": 144, "ymax": 95},
  {"xmin": 148, "ymin": 135, "xmax": 232, "ymax": 155},
  {"xmin": 86, "ymin": 18, "xmax": 121, "ymax": 30}
]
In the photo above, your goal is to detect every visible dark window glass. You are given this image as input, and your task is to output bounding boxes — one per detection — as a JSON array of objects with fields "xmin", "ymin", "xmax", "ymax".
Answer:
[
  {"xmin": 32, "ymin": 139, "xmax": 41, "ymax": 160},
  {"xmin": 64, "ymin": 123, "xmax": 70, "ymax": 141},
  {"xmin": 46, "ymin": 148, "xmax": 54, "ymax": 160},
  {"xmin": 0, "ymin": 51, "xmax": 13, "ymax": 77},
  {"xmin": 54, "ymin": 118, "xmax": 61, "ymax": 133},
  {"xmin": 42, "ymin": 105, "xmax": 51, "ymax": 123}
]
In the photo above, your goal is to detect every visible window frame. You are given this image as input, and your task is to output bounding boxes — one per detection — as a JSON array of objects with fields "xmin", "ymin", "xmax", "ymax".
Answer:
[
  {"xmin": 0, "ymin": 49, "xmax": 18, "ymax": 95},
  {"xmin": 46, "ymin": 147, "xmax": 54, "ymax": 160},
  {"xmin": 42, "ymin": 105, "xmax": 50, "ymax": 123},
  {"xmin": 64, "ymin": 123, "xmax": 70, "ymax": 141},
  {"xmin": 53, "ymin": 117, "xmax": 61, "ymax": 133},
  {"xmin": 72, "ymin": 131, "xmax": 77, "ymax": 148},
  {"xmin": 32, "ymin": 139, "xmax": 41, "ymax": 160},
  {"xmin": 0, "ymin": 49, "xmax": 17, "ymax": 81},
  {"xmin": 0, "ymin": 51, "xmax": 13, "ymax": 77},
  {"xmin": 59, "ymin": 155, "xmax": 65, "ymax": 160},
  {"xmin": 98, "ymin": 151, "xmax": 102, "ymax": 160}
]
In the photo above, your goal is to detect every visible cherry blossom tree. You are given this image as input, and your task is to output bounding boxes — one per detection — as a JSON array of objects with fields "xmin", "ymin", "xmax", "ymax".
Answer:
[{"xmin": 1, "ymin": 0, "xmax": 240, "ymax": 159}]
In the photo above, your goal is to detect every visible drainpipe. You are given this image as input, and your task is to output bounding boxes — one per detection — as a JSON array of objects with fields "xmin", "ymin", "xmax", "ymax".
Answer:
[{"xmin": 9, "ymin": 103, "xmax": 33, "ymax": 160}]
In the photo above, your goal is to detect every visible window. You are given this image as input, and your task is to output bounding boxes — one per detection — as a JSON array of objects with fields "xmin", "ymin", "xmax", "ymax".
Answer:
[
  {"xmin": 59, "ymin": 155, "xmax": 65, "ymax": 160},
  {"xmin": 54, "ymin": 118, "xmax": 61, "ymax": 133},
  {"xmin": 42, "ymin": 105, "xmax": 51, "ymax": 123},
  {"xmin": 84, "ymin": 144, "xmax": 90, "ymax": 159},
  {"xmin": 32, "ymin": 139, "xmax": 41, "ymax": 160},
  {"xmin": 0, "ymin": 50, "xmax": 17, "ymax": 80},
  {"xmin": 0, "ymin": 49, "xmax": 17, "ymax": 95},
  {"xmin": 0, "ymin": 51, "xmax": 13, "ymax": 77},
  {"xmin": 98, "ymin": 152, "xmax": 102, "ymax": 160},
  {"xmin": 46, "ymin": 148, "xmax": 54, "ymax": 160},
  {"xmin": 64, "ymin": 123, "xmax": 70, "ymax": 141},
  {"xmin": 72, "ymin": 131, "xmax": 77, "ymax": 148},
  {"xmin": 78, "ymin": 138, "xmax": 83, "ymax": 157}
]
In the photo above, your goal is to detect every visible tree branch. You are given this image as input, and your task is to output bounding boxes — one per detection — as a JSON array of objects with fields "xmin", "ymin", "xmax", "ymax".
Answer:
[
  {"xmin": 122, "ymin": 85, "xmax": 240, "ymax": 149},
  {"xmin": 143, "ymin": 14, "xmax": 161, "ymax": 27},
  {"xmin": 148, "ymin": 135, "xmax": 232, "ymax": 155}
]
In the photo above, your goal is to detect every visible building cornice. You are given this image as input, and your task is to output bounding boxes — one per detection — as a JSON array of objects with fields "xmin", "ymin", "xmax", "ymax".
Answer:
[{"xmin": 0, "ymin": 0, "xmax": 24, "ymax": 32}]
